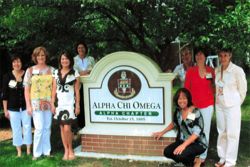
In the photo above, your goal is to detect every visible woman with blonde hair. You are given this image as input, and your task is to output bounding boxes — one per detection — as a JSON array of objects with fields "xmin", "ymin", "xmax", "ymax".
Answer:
[
  {"xmin": 24, "ymin": 46, "xmax": 54, "ymax": 160},
  {"xmin": 173, "ymin": 45, "xmax": 194, "ymax": 87}
]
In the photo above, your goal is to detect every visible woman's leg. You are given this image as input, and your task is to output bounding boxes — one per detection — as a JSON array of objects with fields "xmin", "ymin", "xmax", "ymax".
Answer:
[
  {"xmin": 21, "ymin": 109, "xmax": 32, "ymax": 155},
  {"xmin": 9, "ymin": 110, "xmax": 22, "ymax": 156},
  {"xmin": 16, "ymin": 146, "xmax": 22, "ymax": 157},
  {"xmin": 224, "ymin": 105, "xmax": 241, "ymax": 166},
  {"xmin": 163, "ymin": 141, "xmax": 183, "ymax": 162},
  {"xmin": 42, "ymin": 111, "xmax": 52, "ymax": 156},
  {"xmin": 216, "ymin": 105, "xmax": 227, "ymax": 164},
  {"xmin": 32, "ymin": 110, "xmax": 44, "ymax": 158},
  {"xmin": 26, "ymin": 145, "xmax": 31, "ymax": 155},
  {"xmin": 60, "ymin": 125, "xmax": 68, "ymax": 160},
  {"xmin": 175, "ymin": 143, "xmax": 206, "ymax": 166},
  {"xmin": 64, "ymin": 125, "xmax": 74, "ymax": 160},
  {"xmin": 199, "ymin": 105, "xmax": 214, "ymax": 161}
]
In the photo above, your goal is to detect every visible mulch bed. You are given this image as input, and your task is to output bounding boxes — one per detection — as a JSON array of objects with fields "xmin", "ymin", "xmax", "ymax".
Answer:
[
  {"xmin": 0, "ymin": 128, "xmax": 12, "ymax": 142},
  {"xmin": 0, "ymin": 115, "xmax": 12, "ymax": 142}
]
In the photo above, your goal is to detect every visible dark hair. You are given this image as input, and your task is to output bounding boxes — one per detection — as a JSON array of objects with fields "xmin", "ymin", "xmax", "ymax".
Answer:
[
  {"xmin": 173, "ymin": 88, "xmax": 193, "ymax": 108},
  {"xmin": 10, "ymin": 54, "xmax": 22, "ymax": 63},
  {"xmin": 58, "ymin": 51, "xmax": 74, "ymax": 69},
  {"xmin": 194, "ymin": 46, "xmax": 208, "ymax": 58},
  {"xmin": 75, "ymin": 41, "xmax": 88, "ymax": 54},
  {"xmin": 218, "ymin": 47, "xmax": 232, "ymax": 54}
]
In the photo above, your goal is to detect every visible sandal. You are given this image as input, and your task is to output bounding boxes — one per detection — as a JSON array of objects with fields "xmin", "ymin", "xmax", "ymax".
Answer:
[
  {"xmin": 215, "ymin": 162, "xmax": 225, "ymax": 167},
  {"xmin": 68, "ymin": 154, "xmax": 75, "ymax": 160},
  {"xmin": 62, "ymin": 155, "xmax": 68, "ymax": 160}
]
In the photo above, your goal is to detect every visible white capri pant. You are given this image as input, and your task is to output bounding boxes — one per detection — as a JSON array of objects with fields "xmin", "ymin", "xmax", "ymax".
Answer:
[
  {"xmin": 9, "ymin": 109, "xmax": 32, "ymax": 147},
  {"xmin": 216, "ymin": 104, "xmax": 241, "ymax": 166},
  {"xmin": 32, "ymin": 110, "xmax": 52, "ymax": 157},
  {"xmin": 199, "ymin": 105, "xmax": 214, "ymax": 160}
]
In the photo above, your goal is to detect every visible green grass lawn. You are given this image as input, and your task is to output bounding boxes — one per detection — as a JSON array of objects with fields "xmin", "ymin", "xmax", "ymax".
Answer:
[
  {"xmin": 0, "ymin": 76, "xmax": 249, "ymax": 167},
  {"xmin": 0, "ymin": 118, "xmax": 249, "ymax": 167}
]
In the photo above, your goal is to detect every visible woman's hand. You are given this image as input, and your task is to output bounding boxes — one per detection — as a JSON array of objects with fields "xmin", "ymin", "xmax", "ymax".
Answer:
[
  {"xmin": 79, "ymin": 70, "xmax": 90, "ymax": 76},
  {"xmin": 4, "ymin": 110, "xmax": 10, "ymax": 119},
  {"xmin": 152, "ymin": 131, "xmax": 164, "ymax": 140},
  {"xmin": 173, "ymin": 143, "xmax": 186, "ymax": 155},
  {"xmin": 27, "ymin": 106, "xmax": 33, "ymax": 116},
  {"xmin": 51, "ymin": 103, "xmax": 56, "ymax": 114},
  {"xmin": 75, "ymin": 107, "xmax": 80, "ymax": 116}
]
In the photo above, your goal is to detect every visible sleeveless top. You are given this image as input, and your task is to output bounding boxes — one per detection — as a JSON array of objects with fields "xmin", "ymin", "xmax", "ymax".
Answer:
[{"xmin": 23, "ymin": 66, "xmax": 54, "ymax": 111}]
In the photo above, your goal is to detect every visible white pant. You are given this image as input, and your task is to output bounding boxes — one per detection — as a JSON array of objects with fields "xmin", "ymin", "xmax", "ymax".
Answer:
[
  {"xmin": 9, "ymin": 109, "xmax": 32, "ymax": 146},
  {"xmin": 32, "ymin": 110, "xmax": 52, "ymax": 157},
  {"xmin": 199, "ymin": 105, "xmax": 214, "ymax": 160},
  {"xmin": 216, "ymin": 104, "xmax": 241, "ymax": 166}
]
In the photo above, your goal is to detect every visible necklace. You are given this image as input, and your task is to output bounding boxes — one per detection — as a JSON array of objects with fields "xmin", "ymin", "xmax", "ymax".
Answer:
[
  {"xmin": 198, "ymin": 67, "xmax": 206, "ymax": 78},
  {"xmin": 12, "ymin": 70, "xmax": 24, "ymax": 82}
]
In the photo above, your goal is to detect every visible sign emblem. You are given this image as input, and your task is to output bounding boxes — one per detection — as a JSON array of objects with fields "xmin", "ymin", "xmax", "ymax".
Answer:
[{"xmin": 108, "ymin": 70, "xmax": 141, "ymax": 100}]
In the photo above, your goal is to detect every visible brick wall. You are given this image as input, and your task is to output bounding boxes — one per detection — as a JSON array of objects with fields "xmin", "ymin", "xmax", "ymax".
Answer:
[{"xmin": 81, "ymin": 134, "xmax": 175, "ymax": 156}]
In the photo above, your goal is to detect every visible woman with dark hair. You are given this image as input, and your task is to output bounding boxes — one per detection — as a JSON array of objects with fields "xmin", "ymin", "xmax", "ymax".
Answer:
[
  {"xmin": 51, "ymin": 51, "xmax": 80, "ymax": 160},
  {"xmin": 24, "ymin": 46, "xmax": 54, "ymax": 160},
  {"xmin": 2, "ymin": 55, "xmax": 32, "ymax": 156},
  {"xmin": 73, "ymin": 41, "xmax": 95, "ymax": 76},
  {"xmin": 152, "ymin": 88, "xmax": 207, "ymax": 166},
  {"xmin": 73, "ymin": 41, "xmax": 95, "ymax": 128},
  {"xmin": 184, "ymin": 47, "xmax": 215, "ymax": 165}
]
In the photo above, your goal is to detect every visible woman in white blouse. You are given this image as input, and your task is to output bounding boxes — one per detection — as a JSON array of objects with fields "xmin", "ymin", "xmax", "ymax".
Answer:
[
  {"xmin": 215, "ymin": 48, "xmax": 247, "ymax": 167},
  {"xmin": 173, "ymin": 46, "xmax": 193, "ymax": 87}
]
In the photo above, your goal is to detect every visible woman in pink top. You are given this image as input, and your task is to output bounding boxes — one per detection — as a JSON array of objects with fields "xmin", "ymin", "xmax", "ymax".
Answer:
[{"xmin": 184, "ymin": 47, "xmax": 215, "ymax": 166}]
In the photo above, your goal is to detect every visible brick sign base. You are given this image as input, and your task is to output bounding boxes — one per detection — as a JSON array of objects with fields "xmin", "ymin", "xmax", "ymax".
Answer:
[{"xmin": 81, "ymin": 134, "xmax": 175, "ymax": 156}]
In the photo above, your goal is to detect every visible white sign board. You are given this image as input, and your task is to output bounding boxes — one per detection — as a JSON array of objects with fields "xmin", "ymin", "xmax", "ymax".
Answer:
[{"xmin": 89, "ymin": 66, "xmax": 164, "ymax": 124}]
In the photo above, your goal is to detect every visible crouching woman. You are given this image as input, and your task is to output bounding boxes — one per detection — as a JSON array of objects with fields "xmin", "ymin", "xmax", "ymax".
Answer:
[{"xmin": 152, "ymin": 88, "xmax": 207, "ymax": 166}]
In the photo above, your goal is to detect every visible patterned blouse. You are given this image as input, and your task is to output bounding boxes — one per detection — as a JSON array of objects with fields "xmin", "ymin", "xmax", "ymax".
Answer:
[
  {"xmin": 173, "ymin": 108, "xmax": 207, "ymax": 149},
  {"xmin": 23, "ymin": 66, "xmax": 54, "ymax": 111}
]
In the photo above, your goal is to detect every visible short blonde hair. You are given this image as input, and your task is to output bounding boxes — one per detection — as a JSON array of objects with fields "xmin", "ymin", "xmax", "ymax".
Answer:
[
  {"xmin": 32, "ymin": 46, "xmax": 49, "ymax": 64},
  {"xmin": 180, "ymin": 46, "xmax": 192, "ymax": 56}
]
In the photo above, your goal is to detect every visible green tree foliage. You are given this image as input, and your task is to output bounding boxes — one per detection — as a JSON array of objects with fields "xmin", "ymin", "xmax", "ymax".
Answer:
[{"xmin": 0, "ymin": 0, "xmax": 249, "ymax": 69}]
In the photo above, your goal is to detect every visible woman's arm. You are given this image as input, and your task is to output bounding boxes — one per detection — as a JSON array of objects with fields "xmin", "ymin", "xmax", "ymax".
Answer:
[
  {"xmin": 236, "ymin": 68, "xmax": 247, "ymax": 104},
  {"xmin": 2, "ymin": 74, "xmax": 9, "ymax": 119},
  {"xmin": 74, "ymin": 77, "xmax": 80, "ymax": 116},
  {"xmin": 79, "ymin": 71, "xmax": 90, "ymax": 76},
  {"xmin": 51, "ymin": 78, "xmax": 56, "ymax": 114},
  {"xmin": 2, "ymin": 100, "xmax": 9, "ymax": 119},
  {"xmin": 152, "ymin": 122, "xmax": 175, "ymax": 140},
  {"xmin": 24, "ymin": 86, "xmax": 32, "ymax": 115},
  {"xmin": 23, "ymin": 68, "xmax": 33, "ymax": 115},
  {"xmin": 173, "ymin": 134, "xmax": 198, "ymax": 155}
]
